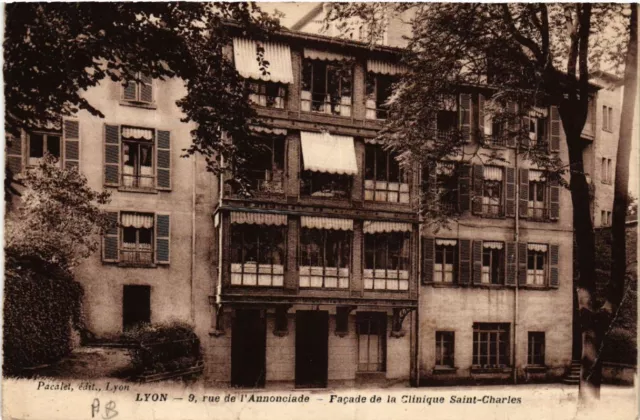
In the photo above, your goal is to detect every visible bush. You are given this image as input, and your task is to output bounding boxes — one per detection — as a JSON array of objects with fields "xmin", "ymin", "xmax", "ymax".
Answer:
[
  {"xmin": 3, "ymin": 253, "xmax": 84, "ymax": 376},
  {"xmin": 123, "ymin": 322, "xmax": 202, "ymax": 376}
]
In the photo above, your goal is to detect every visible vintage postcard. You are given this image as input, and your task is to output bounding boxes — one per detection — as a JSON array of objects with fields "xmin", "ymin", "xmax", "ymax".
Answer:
[{"xmin": 2, "ymin": 2, "xmax": 638, "ymax": 420}]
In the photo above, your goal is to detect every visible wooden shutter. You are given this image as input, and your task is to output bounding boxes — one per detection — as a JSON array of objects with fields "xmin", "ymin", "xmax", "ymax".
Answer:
[
  {"xmin": 521, "ymin": 113, "xmax": 530, "ymax": 149},
  {"xmin": 518, "ymin": 168, "xmax": 529, "ymax": 218},
  {"xmin": 422, "ymin": 237, "xmax": 435, "ymax": 284},
  {"xmin": 477, "ymin": 94, "xmax": 485, "ymax": 143},
  {"xmin": 123, "ymin": 81, "xmax": 137, "ymax": 101},
  {"xmin": 549, "ymin": 178, "xmax": 560, "ymax": 221},
  {"xmin": 459, "ymin": 93, "xmax": 472, "ymax": 143},
  {"xmin": 458, "ymin": 164, "xmax": 472, "ymax": 213},
  {"xmin": 472, "ymin": 240, "xmax": 482, "ymax": 284},
  {"xmin": 102, "ymin": 211, "xmax": 119, "ymax": 263},
  {"xmin": 425, "ymin": 163, "xmax": 437, "ymax": 212},
  {"xmin": 549, "ymin": 244, "xmax": 559, "ymax": 288},
  {"xmin": 63, "ymin": 119, "xmax": 80, "ymax": 170},
  {"xmin": 156, "ymin": 130, "xmax": 171, "ymax": 190},
  {"xmin": 550, "ymin": 106, "xmax": 561, "ymax": 152},
  {"xmin": 505, "ymin": 242, "xmax": 516, "ymax": 285},
  {"xmin": 155, "ymin": 213, "xmax": 171, "ymax": 264},
  {"xmin": 505, "ymin": 167, "xmax": 516, "ymax": 217},
  {"xmin": 140, "ymin": 74, "xmax": 153, "ymax": 103},
  {"xmin": 104, "ymin": 124, "xmax": 120, "ymax": 187},
  {"xmin": 458, "ymin": 239, "xmax": 471, "ymax": 285},
  {"xmin": 5, "ymin": 132, "xmax": 24, "ymax": 175},
  {"xmin": 518, "ymin": 242, "xmax": 527, "ymax": 286},
  {"xmin": 506, "ymin": 101, "xmax": 517, "ymax": 147},
  {"xmin": 472, "ymin": 164, "xmax": 484, "ymax": 215}
]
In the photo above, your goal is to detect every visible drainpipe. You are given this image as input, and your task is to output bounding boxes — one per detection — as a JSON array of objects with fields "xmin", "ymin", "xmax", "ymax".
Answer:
[
  {"xmin": 513, "ymin": 140, "xmax": 520, "ymax": 384},
  {"xmin": 215, "ymin": 156, "xmax": 225, "ymax": 312},
  {"xmin": 415, "ymin": 222, "xmax": 421, "ymax": 387},
  {"xmin": 191, "ymin": 153, "xmax": 197, "ymax": 324}
]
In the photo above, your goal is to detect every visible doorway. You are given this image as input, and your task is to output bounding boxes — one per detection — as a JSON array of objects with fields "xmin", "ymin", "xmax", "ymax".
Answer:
[
  {"xmin": 295, "ymin": 310, "xmax": 329, "ymax": 388},
  {"xmin": 231, "ymin": 309, "xmax": 267, "ymax": 387},
  {"xmin": 122, "ymin": 285, "xmax": 151, "ymax": 330}
]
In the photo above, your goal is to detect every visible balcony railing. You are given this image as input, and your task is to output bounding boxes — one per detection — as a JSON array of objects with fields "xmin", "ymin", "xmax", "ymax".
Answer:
[
  {"xmin": 120, "ymin": 247, "xmax": 154, "ymax": 265},
  {"xmin": 246, "ymin": 169, "xmax": 284, "ymax": 194},
  {"xmin": 299, "ymin": 266, "xmax": 349, "ymax": 289},
  {"xmin": 122, "ymin": 171, "xmax": 155, "ymax": 191},
  {"xmin": 301, "ymin": 91, "xmax": 352, "ymax": 117},
  {"xmin": 527, "ymin": 206, "xmax": 548, "ymax": 221},
  {"xmin": 364, "ymin": 269, "xmax": 409, "ymax": 291},
  {"xmin": 481, "ymin": 203, "xmax": 503, "ymax": 218}
]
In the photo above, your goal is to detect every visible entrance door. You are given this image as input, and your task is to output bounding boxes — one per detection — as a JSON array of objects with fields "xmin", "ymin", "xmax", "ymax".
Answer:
[
  {"xmin": 231, "ymin": 309, "xmax": 267, "ymax": 387},
  {"xmin": 295, "ymin": 311, "xmax": 329, "ymax": 388},
  {"xmin": 122, "ymin": 285, "xmax": 151, "ymax": 330}
]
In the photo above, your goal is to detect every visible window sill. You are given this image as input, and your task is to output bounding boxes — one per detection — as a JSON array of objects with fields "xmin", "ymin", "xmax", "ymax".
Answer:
[
  {"xmin": 470, "ymin": 367, "xmax": 512, "ymax": 374},
  {"xmin": 118, "ymin": 187, "xmax": 159, "ymax": 195},
  {"xmin": 117, "ymin": 262, "xmax": 157, "ymax": 269},
  {"xmin": 364, "ymin": 288, "xmax": 410, "ymax": 293},
  {"xmin": 433, "ymin": 367, "xmax": 458, "ymax": 374},
  {"xmin": 355, "ymin": 371, "xmax": 387, "ymax": 378},
  {"xmin": 119, "ymin": 100, "xmax": 157, "ymax": 110},
  {"xmin": 300, "ymin": 287, "xmax": 350, "ymax": 291},
  {"xmin": 364, "ymin": 199, "xmax": 411, "ymax": 206},
  {"xmin": 300, "ymin": 110, "xmax": 353, "ymax": 120}
]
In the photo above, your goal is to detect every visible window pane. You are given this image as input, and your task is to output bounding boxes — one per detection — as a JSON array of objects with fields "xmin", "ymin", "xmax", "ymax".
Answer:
[
  {"xmin": 122, "ymin": 227, "xmax": 137, "ymax": 244},
  {"xmin": 30, "ymin": 134, "xmax": 44, "ymax": 158},
  {"xmin": 138, "ymin": 227, "xmax": 152, "ymax": 245},
  {"xmin": 302, "ymin": 60, "xmax": 313, "ymax": 91},
  {"xmin": 47, "ymin": 135, "xmax": 61, "ymax": 158},
  {"xmin": 140, "ymin": 143, "xmax": 153, "ymax": 167},
  {"xmin": 365, "ymin": 145, "xmax": 376, "ymax": 179},
  {"xmin": 375, "ymin": 148, "xmax": 387, "ymax": 181}
]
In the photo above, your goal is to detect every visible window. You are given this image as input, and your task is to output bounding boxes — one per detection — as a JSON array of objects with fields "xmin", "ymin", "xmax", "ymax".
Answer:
[
  {"xmin": 300, "ymin": 171, "xmax": 351, "ymax": 198},
  {"xmin": 245, "ymin": 136, "xmax": 285, "ymax": 194},
  {"xmin": 299, "ymin": 229, "xmax": 350, "ymax": 289},
  {"xmin": 601, "ymin": 158, "xmax": 613, "ymax": 184},
  {"xmin": 436, "ymin": 95, "xmax": 458, "ymax": 140},
  {"xmin": 122, "ymin": 73, "xmax": 153, "ymax": 103},
  {"xmin": 435, "ymin": 331, "xmax": 455, "ymax": 368},
  {"xmin": 435, "ymin": 162, "xmax": 459, "ymax": 213},
  {"xmin": 364, "ymin": 144, "xmax": 409, "ymax": 204},
  {"xmin": 366, "ymin": 73, "xmax": 395, "ymax": 119},
  {"xmin": 527, "ymin": 244, "xmax": 547, "ymax": 285},
  {"xmin": 602, "ymin": 105, "xmax": 613, "ymax": 132},
  {"xmin": 482, "ymin": 242, "xmax": 504, "ymax": 284},
  {"xmin": 488, "ymin": 119, "xmax": 507, "ymax": 147},
  {"xmin": 482, "ymin": 167, "xmax": 504, "ymax": 217},
  {"xmin": 27, "ymin": 133, "xmax": 61, "ymax": 166},
  {"xmin": 364, "ymin": 232, "xmax": 410, "ymax": 290},
  {"xmin": 301, "ymin": 59, "xmax": 352, "ymax": 117},
  {"xmin": 602, "ymin": 210, "xmax": 612, "ymax": 227},
  {"xmin": 473, "ymin": 323, "xmax": 510, "ymax": 368},
  {"xmin": 230, "ymin": 224, "xmax": 285, "ymax": 287},
  {"xmin": 357, "ymin": 312, "xmax": 386, "ymax": 372},
  {"xmin": 528, "ymin": 116, "xmax": 547, "ymax": 148},
  {"xmin": 434, "ymin": 239, "xmax": 457, "ymax": 283},
  {"xmin": 528, "ymin": 170, "xmax": 547, "ymax": 220},
  {"xmin": 122, "ymin": 128, "xmax": 154, "ymax": 190},
  {"xmin": 527, "ymin": 332, "xmax": 545, "ymax": 366},
  {"xmin": 248, "ymin": 81, "xmax": 286, "ymax": 109},
  {"xmin": 120, "ymin": 212, "xmax": 154, "ymax": 265}
]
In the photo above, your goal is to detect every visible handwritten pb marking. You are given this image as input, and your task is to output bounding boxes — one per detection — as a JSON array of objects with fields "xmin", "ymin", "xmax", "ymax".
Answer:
[{"xmin": 91, "ymin": 398, "xmax": 118, "ymax": 419}]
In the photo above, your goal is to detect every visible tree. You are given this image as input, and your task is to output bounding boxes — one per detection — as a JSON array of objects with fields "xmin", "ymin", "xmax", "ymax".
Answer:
[
  {"xmin": 327, "ymin": 3, "xmax": 631, "ymax": 402},
  {"xmin": 3, "ymin": 2, "xmax": 280, "ymax": 189}
]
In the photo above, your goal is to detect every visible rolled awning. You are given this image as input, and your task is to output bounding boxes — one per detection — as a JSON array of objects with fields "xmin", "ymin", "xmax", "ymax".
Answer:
[
  {"xmin": 121, "ymin": 213, "xmax": 154, "ymax": 229},
  {"xmin": 301, "ymin": 216, "xmax": 353, "ymax": 231},
  {"xmin": 300, "ymin": 131, "xmax": 358, "ymax": 175},
  {"xmin": 230, "ymin": 212, "xmax": 287, "ymax": 226},
  {"xmin": 483, "ymin": 241, "xmax": 504, "ymax": 250},
  {"xmin": 363, "ymin": 221, "xmax": 412, "ymax": 234},
  {"xmin": 233, "ymin": 38, "xmax": 294, "ymax": 84},
  {"xmin": 367, "ymin": 60, "xmax": 406, "ymax": 75},
  {"xmin": 304, "ymin": 48, "xmax": 350, "ymax": 62},
  {"xmin": 435, "ymin": 239, "xmax": 457, "ymax": 247},
  {"xmin": 484, "ymin": 166, "xmax": 504, "ymax": 182},
  {"xmin": 122, "ymin": 127, "xmax": 154, "ymax": 141},
  {"xmin": 529, "ymin": 170, "xmax": 545, "ymax": 182},
  {"xmin": 528, "ymin": 243, "xmax": 548, "ymax": 252},
  {"xmin": 248, "ymin": 125, "xmax": 288, "ymax": 136}
]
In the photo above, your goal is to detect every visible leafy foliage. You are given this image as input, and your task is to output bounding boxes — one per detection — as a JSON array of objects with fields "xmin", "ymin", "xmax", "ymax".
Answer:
[{"xmin": 5, "ymin": 155, "xmax": 112, "ymax": 269}]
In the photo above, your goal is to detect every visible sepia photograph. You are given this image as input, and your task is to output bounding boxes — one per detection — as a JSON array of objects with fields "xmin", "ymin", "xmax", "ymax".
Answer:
[{"xmin": 1, "ymin": 2, "xmax": 638, "ymax": 419}]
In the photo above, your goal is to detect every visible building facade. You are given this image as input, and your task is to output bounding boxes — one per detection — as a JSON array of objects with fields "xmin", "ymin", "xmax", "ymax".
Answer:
[{"xmin": 6, "ymin": 24, "xmax": 590, "ymax": 387}]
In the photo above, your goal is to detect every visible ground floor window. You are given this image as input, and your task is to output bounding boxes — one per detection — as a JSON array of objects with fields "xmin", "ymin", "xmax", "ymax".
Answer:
[
  {"xmin": 357, "ymin": 312, "xmax": 387, "ymax": 372},
  {"xmin": 473, "ymin": 323, "xmax": 510, "ymax": 368},
  {"xmin": 527, "ymin": 332, "xmax": 545, "ymax": 366},
  {"xmin": 435, "ymin": 331, "xmax": 455, "ymax": 368}
]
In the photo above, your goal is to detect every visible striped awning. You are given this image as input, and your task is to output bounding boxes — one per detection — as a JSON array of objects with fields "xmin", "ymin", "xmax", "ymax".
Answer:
[
  {"xmin": 363, "ymin": 221, "xmax": 412, "ymax": 234},
  {"xmin": 529, "ymin": 106, "xmax": 549, "ymax": 118},
  {"xmin": 436, "ymin": 239, "xmax": 457, "ymax": 247},
  {"xmin": 122, "ymin": 127, "xmax": 154, "ymax": 140},
  {"xmin": 300, "ymin": 131, "xmax": 358, "ymax": 175},
  {"xmin": 233, "ymin": 38, "xmax": 294, "ymax": 84},
  {"xmin": 301, "ymin": 216, "xmax": 353, "ymax": 231},
  {"xmin": 483, "ymin": 241, "xmax": 504, "ymax": 250},
  {"xmin": 484, "ymin": 166, "xmax": 504, "ymax": 181},
  {"xmin": 230, "ymin": 212, "xmax": 287, "ymax": 226},
  {"xmin": 367, "ymin": 60, "xmax": 406, "ymax": 76},
  {"xmin": 121, "ymin": 213, "xmax": 154, "ymax": 229},
  {"xmin": 304, "ymin": 48, "xmax": 350, "ymax": 62},
  {"xmin": 365, "ymin": 138, "xmax": 386, "ymax": 145},
  {"xmin": 529, "ymin": 169, "xmax": 545, "ymax": 182},
  {"xmin": 248, "ymin": 125, "xmax": 288, "ymax": 136},
  {"xmin": 528, "ymin": 243, "xmax": 548, "ymax": 252},
  {"xmin": 437, "ymin": 162, "xmax": 456, "ymax": 176}
]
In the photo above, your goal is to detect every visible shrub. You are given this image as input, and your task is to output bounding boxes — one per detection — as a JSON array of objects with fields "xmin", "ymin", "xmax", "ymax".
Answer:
[
  {"xmin": 3, "ymin": 253, "xmax": 84, "ymax": 375},
  {"xmin": 123, "ymin": 322, "xmax": 202, "ymax": 376}
]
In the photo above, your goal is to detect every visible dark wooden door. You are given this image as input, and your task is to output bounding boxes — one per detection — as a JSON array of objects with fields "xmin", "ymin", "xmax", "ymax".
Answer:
[
  {"xmin": 231, "ymin": 309, "xmax": 266, "ymax": 388},
  {"xmin": 122, "ymin": 285, "xmax": 151, "ymax": 330},
  {"xmin": 295, "ymin": 311, "xmax": 329, "ymax": 388}
]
